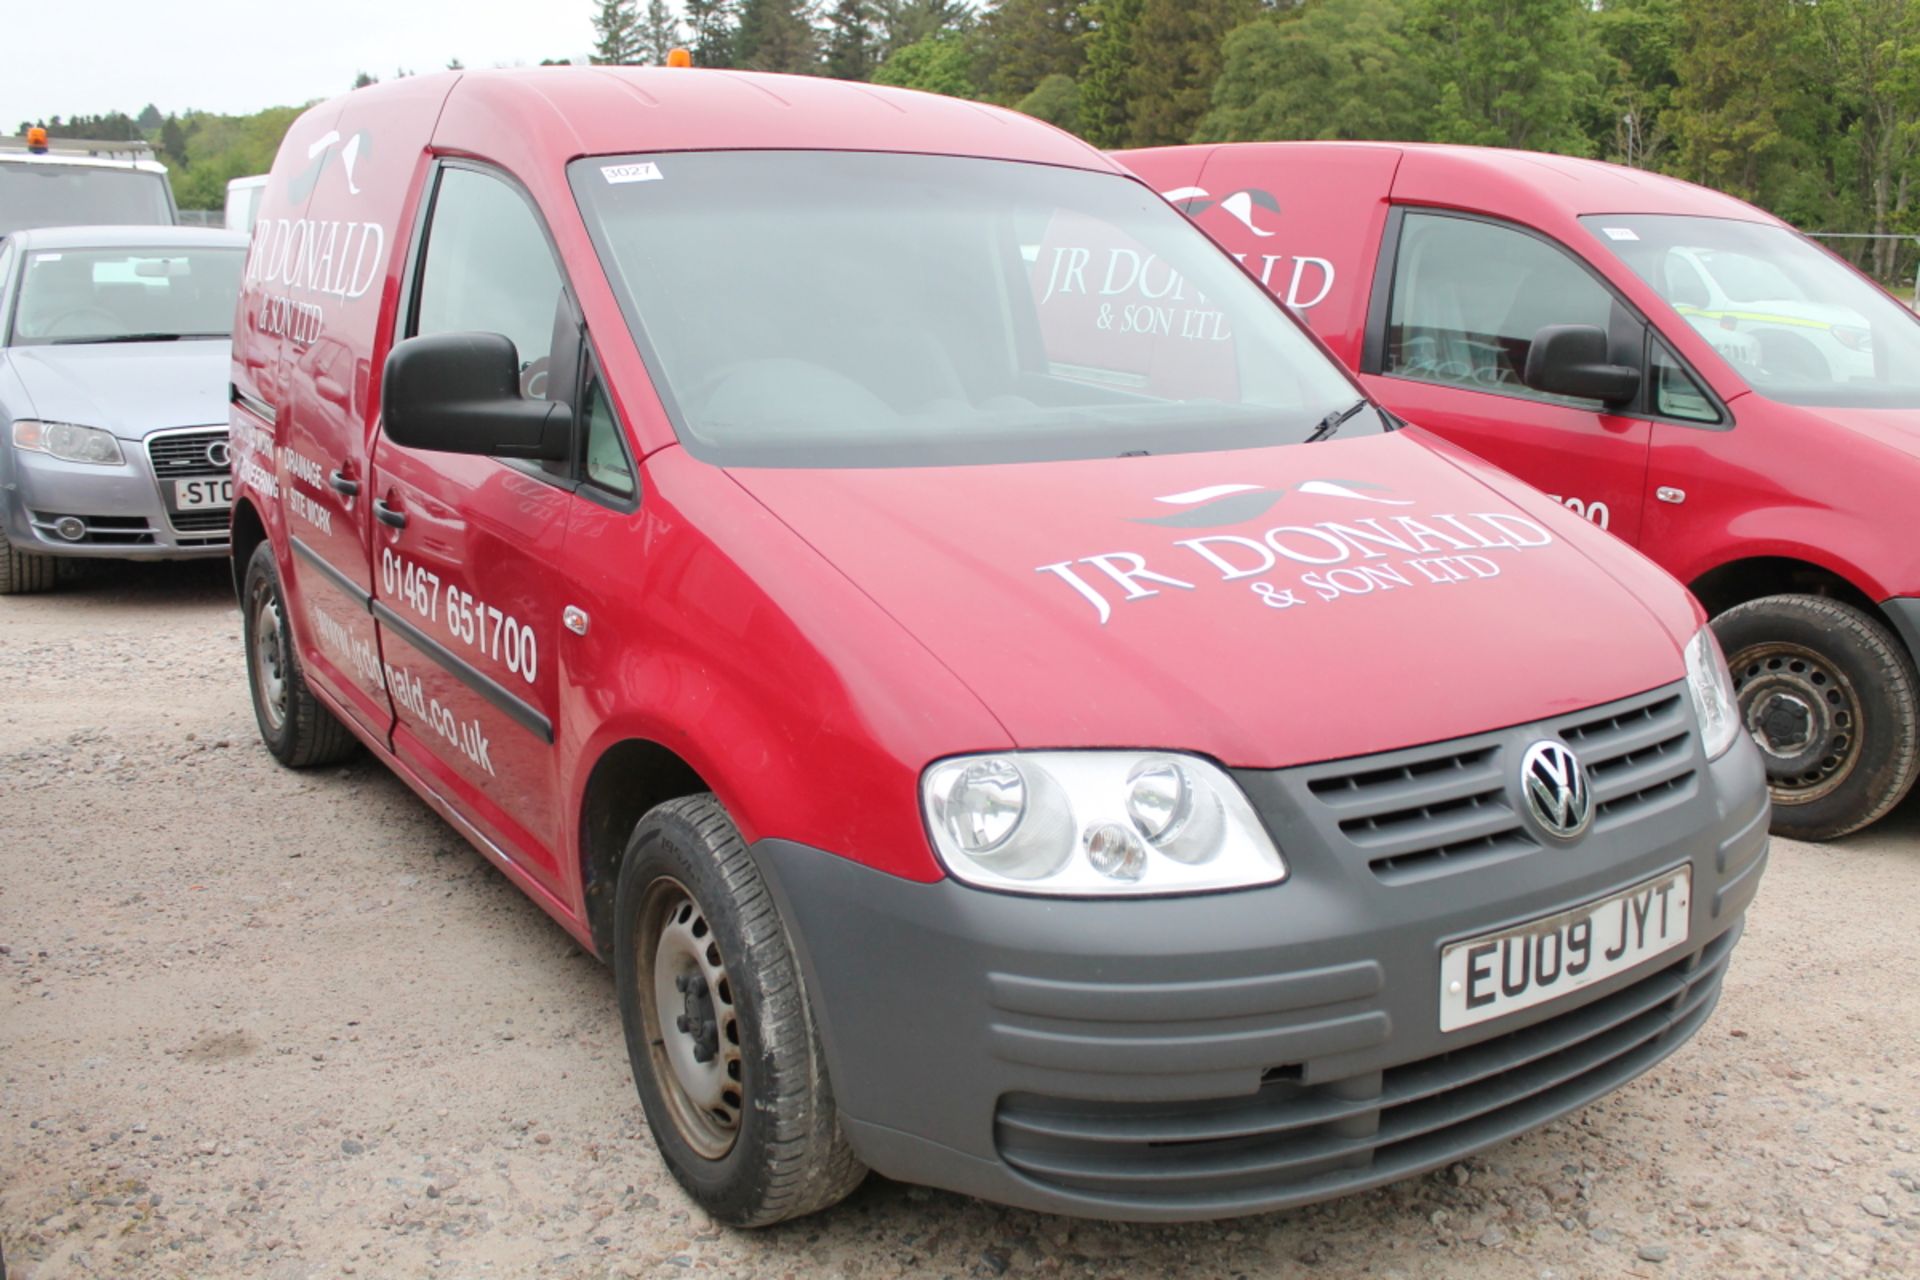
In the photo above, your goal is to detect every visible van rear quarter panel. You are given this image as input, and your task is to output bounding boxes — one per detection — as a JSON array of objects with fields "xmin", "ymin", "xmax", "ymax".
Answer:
[{"xmin": 1119, "ymin": 144, "xmax": 1401, "ymax": 367}]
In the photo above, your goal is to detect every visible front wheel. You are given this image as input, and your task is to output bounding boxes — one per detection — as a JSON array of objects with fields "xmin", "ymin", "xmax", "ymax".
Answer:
[
  {"xmin": 242, "ymin": 542, "xmax": 357, "ymax": 767},
  {"xmin": 1713, "ymin": 594, "xmax": 1920, "ymax": 840},
  {"xmin": 614, "ymin": 795, "xmax": 865, "ymax": 1226},
  {"xmin": 0, "ymin": 532, "xmax": 57, "ymax": 595}
]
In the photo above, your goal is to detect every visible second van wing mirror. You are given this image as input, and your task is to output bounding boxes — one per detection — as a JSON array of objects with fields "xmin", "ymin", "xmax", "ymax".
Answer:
[
  {"xmin": 382, "ymin": 331, "xmax": 571, "ymax": 461},
  {"xmin": 1523, "ymin": 325, "xmax": 1641, "ymax": 407}
]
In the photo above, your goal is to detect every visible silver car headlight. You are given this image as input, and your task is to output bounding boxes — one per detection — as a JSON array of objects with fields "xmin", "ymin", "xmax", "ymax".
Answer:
[
  {"xmin": 921, "ymin": 751, "xmax": 1286, "ymax": 896},
  {"xmin": 12, "ymin": 419, "xmax": 125, "ymax": 466},
  {"xmin": 1685, "ymin": 625, "xmax": 1742, "ymax": 759}
]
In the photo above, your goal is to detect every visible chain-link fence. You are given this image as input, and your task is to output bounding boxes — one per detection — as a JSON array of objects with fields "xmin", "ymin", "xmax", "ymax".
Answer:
[{"xmin": 1804, "ymin": 232, "xmax": 1920, "ymax": 306}]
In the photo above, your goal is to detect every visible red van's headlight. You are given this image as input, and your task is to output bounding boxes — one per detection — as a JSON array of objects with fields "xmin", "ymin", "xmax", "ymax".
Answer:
[{"xmin": 922, "ymin": 752, "xmax": 1286, "ymax": 896}]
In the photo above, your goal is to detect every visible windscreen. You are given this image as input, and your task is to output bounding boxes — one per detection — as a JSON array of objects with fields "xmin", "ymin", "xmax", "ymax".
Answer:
[
  {"xmin": 10, "ymin": 247, "xmax": 245, "ymax": 345},
  {"xmin": 570, "ymin": 151, "xmax": 1371, "ymax": 467},
  {"xmin": 1584, "ymin": 214, "xmax": 1920, "ymax": 409},
  {"xmin": 0, "ymin": 163, "xmax": 174, "ymax": 236}
]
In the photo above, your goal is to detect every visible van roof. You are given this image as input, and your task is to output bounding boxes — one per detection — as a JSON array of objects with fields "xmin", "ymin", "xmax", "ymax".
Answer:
[
  {"xmin": 3, "ymin": 225, "xmax": 248, "ymax": 251},
  {"xmin": 1131, "ymin": 140, "xmax": 1780, "ymax": 225},
  {"xmin": 376, "ymin": 67, "xmax": 1115, "ymax": 174}
]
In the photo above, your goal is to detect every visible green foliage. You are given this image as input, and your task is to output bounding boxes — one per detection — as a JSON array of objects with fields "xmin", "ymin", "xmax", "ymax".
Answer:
[
  {"xmin": 1017, "ymin": 72, "xmax": 1082, "ymax": 131},
  {"xmin": 685, "ymin": 0, "xmax": 740, "ymax": 68},
  {"xmin": 640, "ymin": 0, "xmax": 684, "ymax": 64},
  {"xmin": 978, "ymin": 0, "xmax": 1089, "ymax": 105},
  {"xmin": 1197, "ymin": 0, "xmax": 1428, "ymax": 143},
  {"xmin": 1409, "ymin": 0, "xmax": 1599, "ymax": 154},
  {"xmin": 736, "ymin": 0, "xmax": 822, "ymax": 72},
  {"xmin": 593, "ymin": 0, "xmax": 644, "ymax": 64},
  {"xmin": 164, "ymin": 106, "xmax": 304, "ymax": 210},
  {"xmin": 1078, "ymin": 0, "xmax": 1141, "ymax": 148},
  {"xmin": 871, "ymin": 31, "xmax": 979, "ymax": 97},
  {"xmin": 873, "ymin": 0, "xmax": 974, "ymax": 56},
  {"xmin": 825, "ymin": 0, "xmax": 879, "ymax": 80}
]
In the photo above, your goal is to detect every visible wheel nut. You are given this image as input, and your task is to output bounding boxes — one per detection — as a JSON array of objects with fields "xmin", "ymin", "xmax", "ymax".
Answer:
[{"xmin": 676, "ymin": 1015, "xmax": 691, "ymax": 1033}]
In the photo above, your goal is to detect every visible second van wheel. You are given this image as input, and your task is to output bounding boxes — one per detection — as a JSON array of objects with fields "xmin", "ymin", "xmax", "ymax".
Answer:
[
  {"xmin": 241, "ymin": 541, "xmax": 358, "ymax": 768},
  {"xmin": 1713, "ymin": 593, "xmax": 1920, "ymax": 841},
  {"xmin": 613, "ymin": 795, "xmax": 866, "ymax": 1227}
]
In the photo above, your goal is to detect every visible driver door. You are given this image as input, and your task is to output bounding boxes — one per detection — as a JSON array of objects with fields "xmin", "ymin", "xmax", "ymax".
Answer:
[
  {"xmin": 368, "ymin": 162, "xmax": 571, "ymax": 898},
  {"xmin": 1358, "ymin": 210, "xmax": 1651, "ymax": 544}
]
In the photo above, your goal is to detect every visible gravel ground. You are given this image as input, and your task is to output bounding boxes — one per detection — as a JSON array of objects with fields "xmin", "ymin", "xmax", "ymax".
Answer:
[{"xmin": 2, "ymin": 559, "xmax": 1918, "ymax": 1280}]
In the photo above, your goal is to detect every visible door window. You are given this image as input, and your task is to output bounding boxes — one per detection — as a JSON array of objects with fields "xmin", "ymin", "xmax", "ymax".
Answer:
[
  {"xmin": 1386, "ymin": 213, "xmax": 1619, "ymax": 406},
  {"xmin": 414, "ymin": 167, "xmax": 565, "ymax": 396},
  {"xmin": 1652, "ymin": 344, "xmax": 1720, "ymax": 423},
  {"xmin": 580, "ymin": 370, "xmax": 635, "ymax": 499}
]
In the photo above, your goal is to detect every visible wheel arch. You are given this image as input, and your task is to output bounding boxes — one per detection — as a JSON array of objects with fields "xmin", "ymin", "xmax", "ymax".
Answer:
[
  {"xmin": 577, "ymin": 737, "xmax": 713, "ymax": 959},
  {"xmin": 1690, "ymin": 555, "xmax": 1886, "ymax": 632},
  {"xmin": 230, "ymin": 496, "xmax": 268, "ymax": 604}
]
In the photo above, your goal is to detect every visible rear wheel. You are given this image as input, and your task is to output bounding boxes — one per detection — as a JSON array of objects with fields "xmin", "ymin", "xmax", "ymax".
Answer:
[
  {"xmin": 1713, "ymin": 594, "xmax": 1920, "ymax": 840},
  {"xmin": 614, "ymin": 795, "xmax": 865, "ymax": 1226},
  {"xmin": 242, "ymin": 542, "xmax": 356, "ymax": 767},
  {"xmin": 0, "ymin": 532, "xmax": 57, "ymax": 595}
]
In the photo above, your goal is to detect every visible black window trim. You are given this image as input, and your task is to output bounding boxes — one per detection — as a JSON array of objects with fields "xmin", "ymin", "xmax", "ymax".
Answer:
[
  {"xmin": 1363, "ymin": 204, "xmax": 1735, "ymax": 432},
  {"xmin": 395, "ymin": 156, "xmax": 646, "ymax": 498}
]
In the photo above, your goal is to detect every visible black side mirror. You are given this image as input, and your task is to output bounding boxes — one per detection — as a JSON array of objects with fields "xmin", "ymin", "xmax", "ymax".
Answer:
[
  {"xmin": 1523, "ymin": 324, "xmax": 1641, "ymax": 407},
  {"xmin": 382, "ymin": 331, "xmax": 571, "ymax": 461}
]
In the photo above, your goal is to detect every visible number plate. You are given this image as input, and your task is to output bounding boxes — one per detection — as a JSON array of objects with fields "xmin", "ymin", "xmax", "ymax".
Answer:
[
  {"xmin": 1439, "ymin": 866, "xmax": 1691, "ymax": 1032},
  {"xmin": 173, "ymin": 478, "xmax": 234, "ymax": 510}
]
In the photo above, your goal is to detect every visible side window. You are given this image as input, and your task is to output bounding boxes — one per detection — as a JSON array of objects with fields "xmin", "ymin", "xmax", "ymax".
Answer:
[
  {"xmin": 1651, "ymin": 344, "xmax": 1720, "ymax": 424},
  {"xmin": 1386, "ymin": 213, "xmax": 1619, "ymax": 406},
  {"xmin": 413, "ymin": 167, "xmax": 565, "ymax": 398},
  {"xmin": 580, "ymin": 370, "xmax": 635, "ymax": 499}
]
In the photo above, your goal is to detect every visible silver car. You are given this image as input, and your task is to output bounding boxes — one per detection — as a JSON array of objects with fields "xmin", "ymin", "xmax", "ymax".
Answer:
[{"xmin": 0, "ymin": 225, "xmax": 246, "ymax": 592}]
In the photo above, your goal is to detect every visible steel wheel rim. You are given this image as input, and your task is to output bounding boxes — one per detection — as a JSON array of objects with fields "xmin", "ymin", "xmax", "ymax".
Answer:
[
  {"xmin": 636, "ymin": 877, "xmax": 743, "ymax": 1160},
  {"xmin": 252, "ymin": 585, "xmax": 289, "ymax": 734},
  {"xmin": 1729, "ymin": 639, "xmax": 1863, "ymax": 806}
]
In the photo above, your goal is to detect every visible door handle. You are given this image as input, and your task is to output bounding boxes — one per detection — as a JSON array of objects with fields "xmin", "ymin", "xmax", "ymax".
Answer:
[
  {"xmin": 329, "ymin": 469, "xmax": 360, "ymax": 497},
  {"xmin": 373, "ymin": 497, "xmax": 408, "ymax": 529}
]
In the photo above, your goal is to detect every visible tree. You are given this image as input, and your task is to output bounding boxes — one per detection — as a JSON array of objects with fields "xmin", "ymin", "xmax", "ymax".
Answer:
[
  {"xmin": 977, "ymin": 0, "xmax": 1089, "ymax": 105},
  {"xmin": 1590, "ymin": 0, "xmax": 1681, "ymax": 168},
  {"xmin": 1670, "ymin": 0, "xmax": 1806, "ymax": 201},
  {"xmin": 1408, "ymin": 0, "xmax": 1599, "ymax": 154},
  {"xmin": 447, "ymin": 57, "xmax": 467, "ymax": 70},
  {"xmin": 1016, "ymin": 72, "xmax": 1081, "ymax": 131},
  {"xmin": 159, "ymin": 114, "xmax": 189, "ymax": 167},
  {"xmin": 1115, "ymin": 0, "xmax": 1257, "ymax": 147},
  {"xmin": 686, "ymin": 0, "xmax": 740, "ymax": 67},
  {"xmin": 136, "ymin": 103, "xmax": 163, "ymax": 132},
  {"xmin": 1197, "ymin": 0, "xmax": 1429, "ymax": 144},
  {"xmin": 639, "ymin": 0, "xmax": 684, "ymax": 65},
  {"xmin": 352, "ymin": 70, "xmax": 379, "ymax": 88},
  {"xmin": 824, "ymin": 0, "xmax": 878, "ymax": 80},
  {"xmin": 1078, "ymin": 0, "xmax": 1141, "ymax": 147},
  {"xmin": 592, "ymin": 0, "xmax": 645, "ymax": 64},
  {"xmin": 737, "ymin": 0, "xmax": 822, "ymax": 73},
  {"xmin": 873, "ymin": 0, "xmax": 972, "ymax": 58},
  {"xmin": 871, "ymin": 31, "xmax": 979, "ymax": 97},
  {"xmin": 1816, "ymin": 0, "xmax": 1920, "ymax": 279}
]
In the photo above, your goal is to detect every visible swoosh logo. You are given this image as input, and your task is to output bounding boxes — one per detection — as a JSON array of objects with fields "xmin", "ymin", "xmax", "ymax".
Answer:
[
  {"xmin": 285, "ymin": 129, "xmax": 372, "ymax": 204},
  {"xmin": 1132, "ymin": 478, "xmax": 1414, "ymax": 530}
]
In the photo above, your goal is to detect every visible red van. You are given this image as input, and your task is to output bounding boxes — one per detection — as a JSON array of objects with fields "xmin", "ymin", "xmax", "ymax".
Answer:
[
  {"xmin": 232, "ymin": 71, "xmax": 1768, "ymax": 1225},
  {"xmin": 1120, "ymin": 142, "xmax": 1920, "ymax": 841}
]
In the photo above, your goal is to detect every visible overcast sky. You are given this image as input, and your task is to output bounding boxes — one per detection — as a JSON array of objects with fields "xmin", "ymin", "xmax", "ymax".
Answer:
[{"xmin": 2, "ymin": 0, "xmax": 599, "ymax": 129}]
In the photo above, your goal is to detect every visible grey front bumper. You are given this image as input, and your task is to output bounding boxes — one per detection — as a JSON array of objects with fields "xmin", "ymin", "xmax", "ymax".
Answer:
[
  {"xmin": 751, "ymin": 684, "xmax": 1771, "ymax": 1221},
  {"xmin": 2, "ymin": 430, "xmax": 229, "ymax": 559}
]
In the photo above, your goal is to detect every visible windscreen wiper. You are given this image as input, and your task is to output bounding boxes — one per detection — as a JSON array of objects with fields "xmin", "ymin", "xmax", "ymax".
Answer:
[
  {"xmin": 50, "ymin": 332, "xmax": 226, "ymax": 345},
  {"xmin": 1305, "ymin": 398, "xmax": 1370, "ymax": 443}
]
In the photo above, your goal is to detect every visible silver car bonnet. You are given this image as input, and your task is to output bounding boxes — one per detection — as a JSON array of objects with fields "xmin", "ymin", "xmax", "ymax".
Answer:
[{"xmin": 4, "ymin": 340, "xmax": 231, "ymax": 440}]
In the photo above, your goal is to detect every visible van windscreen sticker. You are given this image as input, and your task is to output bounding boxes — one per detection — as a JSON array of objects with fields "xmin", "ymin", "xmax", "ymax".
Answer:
[
  {"xmin": 1602, "ymin": 227, "xmax": 1640, "ymax": 241},
  {"xmin": 602, "ymin": 162, "xmax": 663, "ymax": 185}
]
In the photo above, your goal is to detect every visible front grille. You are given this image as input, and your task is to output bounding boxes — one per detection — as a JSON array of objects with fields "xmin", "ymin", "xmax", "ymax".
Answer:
[
  {"xmin": 167, "ymin": 509, "xmax": 230, "ymax": 535},
  {"xmin": 27, "ymin": 511, "xmax": 155, "ymax": 546},
  {"xmin": 146, "ymin": 429, "xmax": 228, "ymax": 479},
  {"xmin": 995, "ymin": 924, "xmax": 1735, "ymax": 1204},
  {"xmin": 1295, "ymin": 686, "xmax": 1696, "ymax": 885}
]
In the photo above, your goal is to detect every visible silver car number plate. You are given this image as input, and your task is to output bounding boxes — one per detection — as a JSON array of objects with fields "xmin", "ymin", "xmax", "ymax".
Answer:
[
  {"xmin": 1439, "ymin": 866, "xmax": 1691, "ymax": 1032},
  {"xmin": 174, "ymin": 478, "xmax": 234, "ymax": 510}
]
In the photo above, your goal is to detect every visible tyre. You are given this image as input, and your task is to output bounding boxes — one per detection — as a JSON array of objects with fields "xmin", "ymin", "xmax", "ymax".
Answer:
[
  {"xmin": 1714, "ymin": 593, "xmax": 1920, "ymax": 841},
  {"xmin": 241, "ymin": 541, "xmax": 357, "ymax": 767},
  {"xmin": 0, "ymin": 532, "xmax": 57, "ymax": 595},
  {"xmin": 614, "ymin": 795, "xmax": 866, "ymax": 1226}
]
